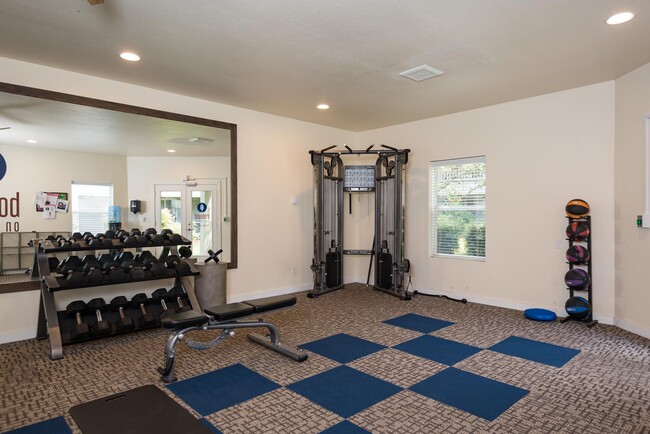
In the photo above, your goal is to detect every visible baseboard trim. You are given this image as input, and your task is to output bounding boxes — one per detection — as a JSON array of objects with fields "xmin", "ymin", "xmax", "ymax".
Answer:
[
  {"xmin": 227, "ymin": 282, "xmax": 312, "ymax": 303},
  {"xmin": 614, "ymin": 318, "xmax": 650, "ymax": 340},
  {"xmin": 412, "ymin": 287, "xmax": 616, "ymax": 325}
]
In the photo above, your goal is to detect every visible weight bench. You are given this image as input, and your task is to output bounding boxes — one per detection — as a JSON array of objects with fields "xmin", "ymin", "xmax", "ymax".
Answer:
[{"xmin": 158, "ymin": 294, "xmax": 308, "ymax": 383}]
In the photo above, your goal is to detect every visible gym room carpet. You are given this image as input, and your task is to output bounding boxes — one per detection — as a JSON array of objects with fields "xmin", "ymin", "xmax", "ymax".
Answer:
[{"xmin": 1, "ymin": 283, "xmax": 649, "ymax": 433}]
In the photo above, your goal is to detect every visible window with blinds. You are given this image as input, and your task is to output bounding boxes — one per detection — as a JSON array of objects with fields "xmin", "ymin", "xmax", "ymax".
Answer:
[
  {"xmin": 71, "ymin": 183, "xmax": 113, "ymax": 234},
  {"xmin": 430, "ymin": 157, "xmax": 486, "ymax": 259}
]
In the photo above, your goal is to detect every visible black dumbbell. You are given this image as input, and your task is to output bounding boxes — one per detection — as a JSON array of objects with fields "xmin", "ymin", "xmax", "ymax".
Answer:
[
  {"xmin": 131, "ymin": 293, "xmax": 156, "ymax": 327},
  {"xmin": 59, "ymin": 256, "xmax": 82, "ymax": 274},
  {"xmin": 64, "ymin": 270, "xmax": 86, "ymax": 287},
  {"xmin": 164, "ymin": 255, "xmax": 181, "ymax": 269},
  {"xmin": 107, "ymin": 266, "xmax": 128, "ymax": 282},
  {"xmin": 80, "ymin": 254, "xmax": 98, "ymax": 267},
  {"xmin": 115, "ymin": 230, "xmax": 129, "ymax": 240},
  {"xmin": 168, "ymin": 286, "xmax": 192, "ymax": 312},
  {"xmin": 130, "ymin": 228, "xmax": 142, "ymax": 236},
  {"xmin": 175, "ymin": 261, "xmax": 191, "ymax": 275},
  {"xmin": 82, "ymin": 264, "xmax": 104, "ymax": 282},
  {"xmin": 66, "ymin": 300, "xmax": 91, "ymax": 340},
  {"xmin": 149, "ymin": 259, "xmax": 168, "ymax": 277},
  {"xmin": 151, "ymin": 288, "xmax": 175, "ymax": 318},
  {"xmin": 135, "ymin": 251, "xmax": 156, "ymax": 268},
  {"xmin": 104, "ymin": 229, "xmax": 116, "ymax": 239},
  {"xmin": 71, "ymin": 232, "xmax": 83, "ymax": 240},
  {"xmin": 92, "ymin": 233, "xmax": 113, "ymax": 248},
  {"xmin": 110, "ymin": 296, "xmax": 135, "ymax": 332},
  {"xmin": 47, "ymin": 257, "xmax": 61, "ymax": 272},
  {"xmin": 97, "ymin": 253, "xmax": 114, "ymax": 267},
  {"xmin": 178, "ymin": 246, "xmax": 192, "ymax": 259},
  {"xmin": 45, "ymin": 235, "xmax": 56, "ymax": 241},
  {"xmin": 87, "ymin": 298, "xmax": 112, "ymax": 336},
  {"xmin": 128, "ymin": 265, "xmax": 148, "ymax": 280},
  {"xmin": 144, "ymin": 228, "xmax": 164, "ymax": 245},
  {"xmin": 101, "ymin": 259, "xmax": 121, "ymax": 272},
  {"xmin": 122, "ymin": 236, "xmax": 138, "ymax": 247}
]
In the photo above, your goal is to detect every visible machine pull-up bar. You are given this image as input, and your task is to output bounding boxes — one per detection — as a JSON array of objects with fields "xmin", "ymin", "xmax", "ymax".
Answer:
[{"xmin": 308, "ymin": 145, "xmax": 411, "ymax": 300}]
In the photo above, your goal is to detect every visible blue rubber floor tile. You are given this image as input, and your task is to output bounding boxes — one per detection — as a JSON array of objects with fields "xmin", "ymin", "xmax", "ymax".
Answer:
[
  {"xmin": 410, "ymin": 367, "xmax": 529, "ymax": 421},
  {"xmin": 383, "ymin": 313, "xmax": 454, "ymax": 333},
  {"xmin": 3, "ymin": 417, "xmax": 72, "ymax": 434},
  {"xmin": 301, "ymin": 333, "xmax": 386, "ymax": 363},
  {"xmin": 287, "ymin": 366, "xmax": 401, "ymax": 418},
  {"xmin": 489, "ymin": 336, "xmax": 580, "ymax": 367},
  {"xmin": 320, "ymin": 420, "xmax": 372, "ymax": 433},
  {"xmin": 393, "ymin": 335, "xmax": 482, "ymax": 365},
  {"xmin": 167, "ymin": 363, "xmax": 280, "ymax": 416}
]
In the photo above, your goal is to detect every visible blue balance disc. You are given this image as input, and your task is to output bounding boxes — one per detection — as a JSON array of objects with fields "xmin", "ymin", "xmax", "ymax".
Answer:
[{"xmin": 524, "ymin": 308, "xmax": 557, "ymax": 322}]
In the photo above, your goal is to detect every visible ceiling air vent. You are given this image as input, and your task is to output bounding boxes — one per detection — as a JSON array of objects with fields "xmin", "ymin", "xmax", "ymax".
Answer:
[
  {"xmin": 399, "ymin": 65, "xmax": 444, "ymax": 82},
  {"xmin": 189, "ymin": 137, "xmax": 214, "ymax": 144}
]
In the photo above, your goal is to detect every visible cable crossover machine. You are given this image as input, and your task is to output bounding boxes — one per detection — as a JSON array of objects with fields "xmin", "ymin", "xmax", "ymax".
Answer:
[{"xmin": 309, "ymin": 144, "xmax": 411, "ymax": 300}]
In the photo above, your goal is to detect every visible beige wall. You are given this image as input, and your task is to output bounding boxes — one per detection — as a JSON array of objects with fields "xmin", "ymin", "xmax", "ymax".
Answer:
[
  {"xmin": 2, "ymin": 55, "xmax": 648, "ymax": 343},
  {"xmin": 0, "ymin": 145, "xmax": 127, "ymax": 234},
  {"xmin": 614, "ymin": 61, "xmax": 650, "ymax": 337},
  {"xmin": 357, "ymin": 82, "xmax": 616, "ymax": 320},
  {"xmin": 0, "ymin": 57, "xmax": 355, "ymax": 343}
]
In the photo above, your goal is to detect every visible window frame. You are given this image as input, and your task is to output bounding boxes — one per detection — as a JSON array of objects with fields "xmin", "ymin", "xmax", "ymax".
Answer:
[
  {"xmin": 429, "ymin": 156, "xmax": 486, "ymax": 261},
  {"xmin": 70, "ymin": 182, "xmax": 114, "ymax": 234}
]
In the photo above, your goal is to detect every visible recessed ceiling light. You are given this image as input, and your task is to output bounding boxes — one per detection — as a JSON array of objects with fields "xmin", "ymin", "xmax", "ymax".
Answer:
[
  {"xmin": 606, "ymin": 12, "xmax": 634, "ymax": 25},
  {"xmin": 26, "ymin": 139, "xmax": 38, "ymax": 144},
  {"xmin": 317, "ymin": 104, "xmax": 330, "ymax": 110},
  {"xmin": 167, "ymin": 149, "xmax": 176, "ymax": 153},
  {"xmin": 120, "ymin": 52, "xmax": 141, "ymax": 62}
]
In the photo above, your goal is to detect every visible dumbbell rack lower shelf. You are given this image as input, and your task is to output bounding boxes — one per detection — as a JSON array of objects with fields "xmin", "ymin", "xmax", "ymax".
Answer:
[{"xmin": 34, "ymin": 237, "xmax": 201, "ymax": 360}]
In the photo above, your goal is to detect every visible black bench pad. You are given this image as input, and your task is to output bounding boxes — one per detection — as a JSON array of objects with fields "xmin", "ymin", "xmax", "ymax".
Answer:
[
  {"xmin": 161, "ymin": 310, "xmax": 208, "ymax": 329},
  {"xmin": 204, "ymin": 302, "xmax": 254, "ymax": 321},
  {"xmin": 243, "ymin": 295, "xmax": 297, "ymax": 313}
]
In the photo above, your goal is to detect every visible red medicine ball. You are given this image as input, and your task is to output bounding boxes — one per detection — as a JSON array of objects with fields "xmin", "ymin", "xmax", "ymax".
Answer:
[{"xmin": 566, "ymin": 221, "xmax": 590, "ymax": 241}]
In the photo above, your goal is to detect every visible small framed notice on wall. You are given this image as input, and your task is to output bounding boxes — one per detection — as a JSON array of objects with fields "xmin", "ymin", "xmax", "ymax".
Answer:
[
  {"xmin": 35, "ymin": 192, "xmax": 68, "ymax": 212},
  {"xmin": 344, "ymin": 165, "xmax": 375, "ymax": 192}
]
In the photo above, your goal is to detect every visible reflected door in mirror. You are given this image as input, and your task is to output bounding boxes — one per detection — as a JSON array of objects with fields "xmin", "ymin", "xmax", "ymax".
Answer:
[{"xmin": 155, "ymin": 184, "xmax": 221, "ymax": 258}]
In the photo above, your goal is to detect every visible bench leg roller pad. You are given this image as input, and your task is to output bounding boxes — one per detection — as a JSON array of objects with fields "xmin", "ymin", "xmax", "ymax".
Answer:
[{"xmin": 158, "ymin": 319, "xmax": 307, "ymax": 383}]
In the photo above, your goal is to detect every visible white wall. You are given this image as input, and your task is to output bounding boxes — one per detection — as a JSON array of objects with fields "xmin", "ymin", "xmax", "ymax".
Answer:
[
  {"xmin": 357, "ymin": 82, "xmax": 616, "ymax": 321},
  {"xmin": 614, "ymin": 61, "xmax": 650, "ymax": 338},
  {"xmin": 0, "ymin": 57, "xmax": 355, "ymax": 343},
  {"xmin": 126, "ymin": 156, "xmax": 231, "ymax": 262}
]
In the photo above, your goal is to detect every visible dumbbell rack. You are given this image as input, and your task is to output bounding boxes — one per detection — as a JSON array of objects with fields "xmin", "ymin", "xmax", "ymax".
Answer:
[
  {"xmin": 560, "ymin": 215, "xmax": 598, "ymax": 328},
  {"xmin": 33, "ymin": 236, "xmax": 201, "ymax": 360}
]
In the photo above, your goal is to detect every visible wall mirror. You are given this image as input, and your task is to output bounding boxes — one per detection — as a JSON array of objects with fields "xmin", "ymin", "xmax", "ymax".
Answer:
[{"xmin": 0, "ymin": 82, "xmax": 237, "ymax": 291}]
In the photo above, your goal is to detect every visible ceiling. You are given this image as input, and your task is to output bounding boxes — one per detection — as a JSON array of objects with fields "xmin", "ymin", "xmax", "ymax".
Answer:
[
  {"xmin": 0, "ymin": 92, "xmax": 231, "ymax": 156},
  {"xmin": 0, "ymin": 0, "xmax": 648, "ymax": 132}
]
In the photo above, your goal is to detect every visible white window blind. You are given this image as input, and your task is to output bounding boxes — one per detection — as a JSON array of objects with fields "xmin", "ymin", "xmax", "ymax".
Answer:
[
  {"xmin": 430, "ymin": 157, "xmax": 486, "ymax": 259},
  {"xmin": 71, "ymin": 183, "xmax": 113, "ymax": 234}
]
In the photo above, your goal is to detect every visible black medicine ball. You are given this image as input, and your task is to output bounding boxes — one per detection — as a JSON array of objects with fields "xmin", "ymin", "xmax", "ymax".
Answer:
[{"xmin": 565, "ymin": 296, "xmax": 591, "ymax": 320}]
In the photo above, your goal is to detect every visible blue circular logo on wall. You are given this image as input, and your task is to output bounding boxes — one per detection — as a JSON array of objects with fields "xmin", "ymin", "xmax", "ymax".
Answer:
[
  {"xmin": 0, "ymin": 153, "xmax": 6, "ymax": 181},
  {"xmin": 197, "ymin": 202, "xmax": 207, "ymax": 213}
]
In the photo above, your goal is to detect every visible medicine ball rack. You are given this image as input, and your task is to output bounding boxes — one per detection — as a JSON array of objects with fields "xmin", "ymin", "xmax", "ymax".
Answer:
[
  {"xmin": 33, "ymin": 232, "xmax": 200, "ymax": 360},
  {"xmin": 309, "ymin": 144, "xmax": 411, "ymax": 300},
  {"xmin": 561, "ymin": 215, "xmax": 598, "ymax": 327}
]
